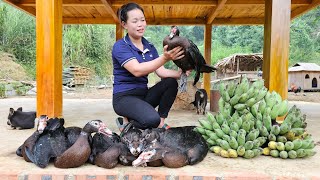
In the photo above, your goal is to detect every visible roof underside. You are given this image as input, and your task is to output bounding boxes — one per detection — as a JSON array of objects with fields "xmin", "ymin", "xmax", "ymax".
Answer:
[{"xmin": 4, "ymin": 0, "xmax": 320, "ymax": 25}]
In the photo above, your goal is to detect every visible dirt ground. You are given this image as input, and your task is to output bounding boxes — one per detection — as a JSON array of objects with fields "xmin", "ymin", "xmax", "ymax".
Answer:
[
  {"xmin": 0, "ymin": 91, "xmax": 320, "ymax": 178},
  {"xmin": 61, "ymin": 88, "xmax": 320, "ymax": 102}
]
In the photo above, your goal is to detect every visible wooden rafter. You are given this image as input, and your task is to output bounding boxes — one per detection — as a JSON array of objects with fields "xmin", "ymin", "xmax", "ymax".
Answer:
[
  {"xmin": 100, "ymin": 0, "xmax": 118, "ymax": 22},
  {"xmin": 291, "ymin": 0, "xmax": 320, "ymax": 19},
  {"xmin": 213, "ymin": 17, "xmax": 264, "ymax": 25},
  {"xmin": 226, "ymin": 0, "xmax": 311, "ymax": 5},
  {"xmin": 63, "ymin": 17, "xmax": 115, "ymax": 24},
  {"xmin": 207, "ymin": 0, "xmax": 228, "ymax": 24},
  {"xmin": 3, "ymin": 0, "xmax": 36, "ymax": 16}
]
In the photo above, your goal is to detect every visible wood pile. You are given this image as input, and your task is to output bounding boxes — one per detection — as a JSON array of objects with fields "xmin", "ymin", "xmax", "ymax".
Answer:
[
  {"xmin": 63, "ymin": 66, "xmax": 92, "ymax": 87},
  {"xmin": 172, "ymin": 81, "xmax": 201, "ymax": 111}
]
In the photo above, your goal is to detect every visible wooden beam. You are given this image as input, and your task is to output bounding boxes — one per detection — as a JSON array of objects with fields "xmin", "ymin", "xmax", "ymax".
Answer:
[
  {"xmin": 3, "ymin": 0, "xmax": 36, "ymax": 16},
  {"xmin": 204, "ymin": 25, "xmax": 212, "ymax": 99},
  {"xmin": 116, "ymin": 23, "xmax": 124, "ymax": 41},
  {"xmin": 36, "ymin": 0, "xmax": 63, "ymax": 118},
  {"xmin": 213, "ymin": 17, "xmax": 264, "ymax": 25},
  {"xmin": 226, "ymin": 0, "xmax": 311, "ymax": 5},
  {"xmin": 62, "ymin": 17, "xmax": 207, "ymax": 25},
  {"xmin": 63, "ymin": 17, "xmax": 115, "ymax": 24},
  {"xmin": 100, "ymin": 0, "xmax": 118, "ymax": 23},
  {"xmin": 291, "ymin": 0, "xmax": 320, "ymax": 19},
  {"xmin": 263, "ymin": 0, "xmax": 291, "ymax": 99},
  {"xmin": 207, "ymin": 0, "xmax": 228, "ymax": 24},
  {"xmin": 147, "ymin": 18, "xmax": 207, "ymax": 25}
]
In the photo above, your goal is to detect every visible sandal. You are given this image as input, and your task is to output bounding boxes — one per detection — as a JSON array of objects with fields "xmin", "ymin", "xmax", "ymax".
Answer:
[
  {"xmin": 116, "ymin": 117, "xmax": 128, "ymax": 132},
  {"xmin": 161, "ymin": 123, "xmax": 171, "ymax": 130},
  {"xmin": 120, "ymin": 122, "xmax": 133, "ymax": 137}
]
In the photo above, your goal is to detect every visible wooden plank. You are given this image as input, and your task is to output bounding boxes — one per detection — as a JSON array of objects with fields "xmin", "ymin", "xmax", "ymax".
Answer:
[
  {"xmin": 291, "ymin": 0, "xmax": 320, "ymax": 19},
  {"xmin": 213, "ymin": 17, "xmax": 264, "ymax": 25},
  {"xmin": 204, "ymin": 25, "xmax": 212, "ymax": 99},
  {"xmin": 63, "ymin": 17, "xmax": 115, "ymax": 24},
  {"xmin": 207, "ymin": 0, "xmax": 228, "ymax": 24},
  {"xmin": 263, "ymin": 0, "xmax": 290, "ymax": 99},
  {"xmin": 100, "ymin": 0, "xmax": 118, "ymax": 22},
  {"xmin": 36, "ymin": 0, "xmax": 63, "ymax": 118},
  {"xmin": 226, "ymin": 0, "xmax": 311, "ymax": 5},
  {"xmin": 147, "ymin": 18, "xmax": 207, "ymax": 25}
]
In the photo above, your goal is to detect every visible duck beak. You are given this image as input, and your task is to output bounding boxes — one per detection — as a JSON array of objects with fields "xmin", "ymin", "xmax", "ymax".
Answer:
[
  {"xmin": 132, "ymin": 149, "xmax": 156, "ymax": 167},
  {"xmin": 169, "ymin": 32, "xmax": 174, "ymax": 39},
  {"xmin": 98, "ymin": 123, "xmax": 113, "ymax": 136}
]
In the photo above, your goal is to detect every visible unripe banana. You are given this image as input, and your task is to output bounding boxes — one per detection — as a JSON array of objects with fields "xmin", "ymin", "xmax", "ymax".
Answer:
[
  {"xmin": 227, "ymin": 82, "xmax": 237, "ymax": 98},
  {"xmin": 258, "ymin": 100, "xmax": 267, "ymax": 114},
  {"xmin": 277, "ymin": 100, "xmax": 289, "ymax": 117}
]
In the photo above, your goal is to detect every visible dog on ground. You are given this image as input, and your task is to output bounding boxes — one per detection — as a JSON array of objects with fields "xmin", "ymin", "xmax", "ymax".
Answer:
[
  {"xmin": 7, "ymin": 107, "xmax": 36, "ymax": 129},
  {"xmin": 191, "ymin": 89, "xmax": 208, "ymax": 115}
]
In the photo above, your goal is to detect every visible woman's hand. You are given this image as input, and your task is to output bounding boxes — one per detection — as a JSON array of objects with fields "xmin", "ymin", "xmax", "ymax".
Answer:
[
  {"xmin": 178, "ymin": 68, "xmax": 192, "ymax": 77},
  {"xmin": 163, "ymin": 45, "xmax": 185, "ymax": 61}
]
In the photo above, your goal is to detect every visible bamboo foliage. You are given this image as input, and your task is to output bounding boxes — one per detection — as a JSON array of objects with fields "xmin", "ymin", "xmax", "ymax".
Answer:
[{"xmin": 0, "ymin": 2, "xmax": 319, "ymax": 81}]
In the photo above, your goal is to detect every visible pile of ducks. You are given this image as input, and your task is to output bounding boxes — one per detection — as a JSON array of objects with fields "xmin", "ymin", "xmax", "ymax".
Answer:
[{"xmin": 16, "ymin": 116, "xmax": 208, "ymax": 169}]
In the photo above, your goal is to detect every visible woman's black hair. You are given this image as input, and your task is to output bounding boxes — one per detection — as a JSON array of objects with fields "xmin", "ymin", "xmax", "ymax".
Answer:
[{"xmin": 117, "ymin": 2, "xmax": 145, "ymax": 23}]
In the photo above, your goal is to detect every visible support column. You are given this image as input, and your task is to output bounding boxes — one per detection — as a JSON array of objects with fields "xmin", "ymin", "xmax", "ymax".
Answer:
[
  {"xmin": 36, "ymin": 0, "xmax": 63, "ymax": 117},
  {"xmin": 263, "ymin": 0, "xmax": 291, "ymax": 99},
  {"xmin": 204, "ymin": 24, "xmax": 212, "ymax": 99},
  {"xmin": 116, "ymin": 23, "xmax": 123, "ymax": 41}
]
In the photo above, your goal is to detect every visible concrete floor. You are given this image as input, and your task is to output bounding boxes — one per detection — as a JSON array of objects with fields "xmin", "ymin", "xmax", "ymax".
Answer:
[{"xmin": 0, "ymin": 97, "xmax": 319, "ymax": 179}]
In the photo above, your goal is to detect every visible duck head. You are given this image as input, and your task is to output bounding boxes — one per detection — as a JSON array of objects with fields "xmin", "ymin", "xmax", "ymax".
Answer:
[
  {"xmin": 121, "ymin": 127, "xmax": 144, "ymax": 156},
  {"xmin": 132, "ymin": 148, "xmax": 165, "ymax": 167},
  {"xmin": 37, "ymin": 115, "xmax": 49, "ymax": 134},
  {"xmin": 169, "ymin": 26, "xmax": 180, "ymax": 39},
  {"xmin": 83, "ymin": 120, "xmax": 113, "ymax": 136}
]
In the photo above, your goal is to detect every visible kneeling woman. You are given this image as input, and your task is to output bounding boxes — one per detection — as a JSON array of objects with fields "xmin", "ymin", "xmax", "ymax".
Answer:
[{"xmin": 112, "ymin": 2, "xmax": 189, "ymax": 130}]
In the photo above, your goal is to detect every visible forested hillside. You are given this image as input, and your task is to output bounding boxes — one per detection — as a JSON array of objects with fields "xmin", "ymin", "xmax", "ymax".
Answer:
[{"xmin": 0, "ymin": 1, "xmax": 319, "ymax": 80}]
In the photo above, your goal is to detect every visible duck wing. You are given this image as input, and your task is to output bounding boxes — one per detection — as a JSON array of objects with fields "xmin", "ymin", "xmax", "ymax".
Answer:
[
  {"xmin": 163, "ymin": 35, "xmax": 194, "ymax": 72},
  {"xmin": 187, "ymin": 40, "xmax": 216, "ymax": 85},
  {"xmin": 54, "ymin": 135, "xmax": 91, "ymax": 168},
  {"xmin": 187, "ymin": 40, "xmax": 202, "ymax": 85}
]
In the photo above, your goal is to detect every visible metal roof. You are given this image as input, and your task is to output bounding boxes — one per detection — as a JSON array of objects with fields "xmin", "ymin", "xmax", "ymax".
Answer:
[{"xmin": 289, "ymin": 63, "xmax": 320, "ymax": 72}]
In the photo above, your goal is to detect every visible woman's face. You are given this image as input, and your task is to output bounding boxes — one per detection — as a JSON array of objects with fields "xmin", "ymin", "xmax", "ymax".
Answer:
[{"xmin": 122, "ymin": 9, "xmax": 146, "ymax": 40}]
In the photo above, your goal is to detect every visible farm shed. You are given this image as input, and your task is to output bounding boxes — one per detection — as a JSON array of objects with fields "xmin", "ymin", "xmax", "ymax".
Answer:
[
  {"xmin": 289, "ymin": 63, "xmax": 320, "ymax": 91},
  {"xmin": 214, "ymin": 53, "xmax": 263, "ymax": 80}
]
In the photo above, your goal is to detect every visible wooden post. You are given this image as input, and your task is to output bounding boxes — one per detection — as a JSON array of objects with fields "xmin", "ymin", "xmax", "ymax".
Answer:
[
  {"xmin": 204, "ymin": 24, "xmax": 212, "ymax": 99},
  {"xmin": 116, "ymin": 23, "xmax": 123, "ymax": 41},
  {"xmin": 263, "ymin": 0, "xmax": 290, "ymax": 99},
  {"xmin": 36, "ymin": 0, "xmax": 63, "ymax": 118}
]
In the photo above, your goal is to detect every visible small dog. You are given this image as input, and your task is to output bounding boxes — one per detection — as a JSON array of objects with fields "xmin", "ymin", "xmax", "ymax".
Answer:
[{"xmin": 191, "ymin": 89, "xmax": 208, "ymax": 115}]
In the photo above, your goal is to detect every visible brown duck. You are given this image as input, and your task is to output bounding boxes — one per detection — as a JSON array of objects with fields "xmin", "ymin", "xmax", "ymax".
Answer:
[
  {"xmin": 54, "ymin": 120, "xmax": 112, "ymax": 168},
  {"xmin": 163, "ymin": 26, "xmax": 216, "ymax": 86},
  {"xmin": 90, "ymin": 128, "xmax": 137, "ymax": 169}
]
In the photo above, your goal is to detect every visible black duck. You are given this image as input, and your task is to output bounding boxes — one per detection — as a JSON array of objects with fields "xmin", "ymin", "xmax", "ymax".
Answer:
[
  {"xmin": 163, "ymin": 26, "xmax": 216, "ymax": 88},
  {"xmin": 132, "ymin": 126, "xmax": 208, "ymax": 168}
]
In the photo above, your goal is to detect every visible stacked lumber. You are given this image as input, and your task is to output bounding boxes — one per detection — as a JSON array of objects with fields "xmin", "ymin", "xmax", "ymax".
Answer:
[{"xmin": 63, "ymin": 66, "xmax": 91, "ymax": 87}]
